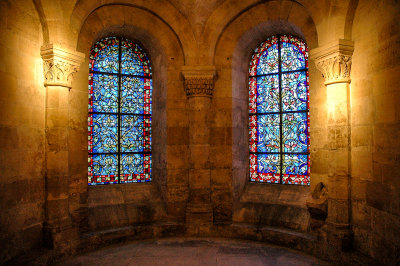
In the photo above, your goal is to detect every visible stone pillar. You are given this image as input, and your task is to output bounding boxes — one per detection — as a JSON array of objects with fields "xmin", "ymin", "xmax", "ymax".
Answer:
[
  {"xmin": 41, "ymin": 44, "xmax": 84, "ymax": 252},
  {"xmin": 181, "ymin": 66, "xmax": 216, "ymax": 235},
  {"xmin": 311, "ymin": 39, "xmax": 354, "ymax": 253}
]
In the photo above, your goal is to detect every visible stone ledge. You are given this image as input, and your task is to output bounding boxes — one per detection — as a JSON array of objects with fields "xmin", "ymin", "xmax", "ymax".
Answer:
[
  {"xmin": 214, "ymin": 223, "xmax": 317, "ymax": 255},
  {"xmin": 239, "ymin": 182, "xmax": 310, "ymax": 207},
  {"xmin": 80, "ymin": 222, "xmax": 185, "ymax": 251}
]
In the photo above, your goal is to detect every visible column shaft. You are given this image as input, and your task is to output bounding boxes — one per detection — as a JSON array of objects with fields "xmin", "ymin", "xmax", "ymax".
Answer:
[{"xmin": 181, "ymin": 66, "xmax": 216, "ymax": 235}]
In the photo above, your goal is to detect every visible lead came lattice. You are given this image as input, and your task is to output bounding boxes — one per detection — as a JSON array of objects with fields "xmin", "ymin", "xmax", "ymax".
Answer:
[
  {"xmin": 88, "ymin": 37, "xmax": 152, "ymax": 185},
  {"xmin": 249, "ymin": 35, "xmax": 310, "ymax": 185}
]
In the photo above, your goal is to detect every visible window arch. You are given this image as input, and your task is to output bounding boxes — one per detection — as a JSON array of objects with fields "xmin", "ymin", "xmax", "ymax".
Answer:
[
  {"xmin": 88, "ymin": 37, "xmax": 152, "ymax": 185},
  {"xmin": 249, "ymin": 35, "xmax": 309, "ymax": 185}
]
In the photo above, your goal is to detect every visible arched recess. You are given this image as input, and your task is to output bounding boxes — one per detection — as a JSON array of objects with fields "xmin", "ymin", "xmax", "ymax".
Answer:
[
  {"xmin": 70, "ymin": 0, "xmax": 196, "ymax": 64},
  {"xmin": 69, "ymin": 4, "xmax": 185, "ymax": 232},
  {"xmin": 32, "ymin": 0, "xmax": 49, "ymax": 44},
  {"xmin": 344, "ymin": 0, "xmax": 359, "ymax": 40},
  {"xmin": 199, "ymin": 0, "xmax": 329, "ymax": 65},
  {"xmin": 212, "ymin": 1, "xmax": 325, "ymax": 232}
]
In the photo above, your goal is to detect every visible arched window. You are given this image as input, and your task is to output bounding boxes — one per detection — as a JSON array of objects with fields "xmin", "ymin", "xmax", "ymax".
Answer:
[
  {"xmin": 88, "ymin": 37, "xmax": 152, "ymax": 185},
  {"xmin": 249, "ymin": 35, "xmax": 309, "ymax": 185}
]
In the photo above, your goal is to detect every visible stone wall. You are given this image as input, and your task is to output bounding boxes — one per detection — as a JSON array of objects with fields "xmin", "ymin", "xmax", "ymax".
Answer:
[
  {"xmin": 351, "ymin": 0, "xmax": 400, "ymax": 264},
  {"xmin": 0, "ymin": 0, "xmax": 399, "ymax": 265},
  {"xmin": 0, "ymin": 0, "xmax": 45, "ymax": 263}
]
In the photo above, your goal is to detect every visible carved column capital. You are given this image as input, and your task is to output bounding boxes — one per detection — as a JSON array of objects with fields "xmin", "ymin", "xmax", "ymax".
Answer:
[
  {"xmin": 311, "ymin": 39, "xmax": 354, "ymax": 85},
  {"xmin": 181, "ymin": 66, "xmax": 217, "ymax": 97},
  {"xmin": 41, "ymin": 44, "xmax": 85, "ymax": 88}
]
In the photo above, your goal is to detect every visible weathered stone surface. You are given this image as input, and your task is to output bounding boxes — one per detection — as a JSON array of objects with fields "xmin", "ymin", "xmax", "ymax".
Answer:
[{"xmin": 1, "ymin": 0, "xmax": 400, "ymax": 265}]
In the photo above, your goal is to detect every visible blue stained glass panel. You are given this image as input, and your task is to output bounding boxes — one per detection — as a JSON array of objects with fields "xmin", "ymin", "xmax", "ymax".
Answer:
[
  {"xmin": 121, "ymin": 115, "xmax": 144, "ymax": 152},
  {"xmin": 92, "ymin": 114, "xmax": 118, "ymax": 153},
  {"xmin": 281, "ymin": 71, "xmax": 308, "ymax": 112},
  {"xmin": 92, "ymin": 40, "xmax": 119, "ymax": 73},
  {"xmin": 249, "ymin": 35, "xmax": 309, "ymax": 185},
  {"xmin": 120, "ymin": 154, "xmax": 144, "ymax": 175},
  {"xmin": 91, "ymin": 154, "xmax": 118, "ymax": 178},
  {"xmin": 91, "ymin": 74, "xmax": 118, "ymax": 113},
  {"xmin": 257, "ymin": 114, "xmax": 280, "ymax": 152},
  {"xmin": 257, "ymin": 44, "xmax": 279, "ymax": 75},
  {"xmin": 121, "ymin": 46, "xmax": 143, "ymax": 76},
  {"xmin": 280, "ymin": 41, "xmax": 306, "ymax": 71},
  {"xmin": 257, "ymin": 75, "xmax": 279, "ymax": 113},
  {"xmin": 258, "ymin": 154, "xmax": 280, "ymax": 178},
  {"xmin": 282, "ymin": 113, "xmax": 308, "ymax": 153},
  {"xmin": 121, "ymin": 77, "xmax": 146, "ymax": 114},
  {"xmin": 282, "ymin": 154, "xmax": 308, "ymax": 175},
  {"xmin": 89, "ymin": 37, "xmax": 153, "ymax": 185}
]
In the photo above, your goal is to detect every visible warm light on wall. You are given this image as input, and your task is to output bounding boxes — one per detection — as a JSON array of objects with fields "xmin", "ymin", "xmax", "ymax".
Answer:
[
  {"xmin": 35, "ymin": 58, "xmax": 44, "ymax": 89},
  {"xmin": 326, "ymin": 82, "xmax": 349, "ymax": 120}
]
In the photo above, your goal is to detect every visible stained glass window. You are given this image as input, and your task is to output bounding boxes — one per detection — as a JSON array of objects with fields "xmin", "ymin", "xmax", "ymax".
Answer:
[
  {"xmin": 249, "ymin": 35, "xmax": 310, "ymax": 185},
  {"xmin": 88, "ymin": 37, "xmax": 152, "ymax": 185}
]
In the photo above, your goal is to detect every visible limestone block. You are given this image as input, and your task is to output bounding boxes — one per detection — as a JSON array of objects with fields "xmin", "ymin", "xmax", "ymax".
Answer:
[
  {"xmin": 88, "ymin": 204, "xmax": 128, "ymax": 230},
  {"xmin": 166, "ymin": 145, "xmax": 189, "ymax": 169},
  {"xmin": 46, "ymin": 151, "xmax": 68, "ymax": 175},
  {"xmin": 211, "ymin": 188, "xmax": 232, "ymax": 204},
  {"xmin": 188, "ymin": 169, "xmax": 210, "ymax": 190},
  {"xmin": 351, "ymin": 125, "xmax": 372, "ymax": 147},
  {"xmin": 210, "ymin": 145, "xmax": 232, "ymax": 169},
  {"xmin": 47, "ymin": 198, "xmax": 70, "ymax": 221},
  {"xmin": 47, "ymin": 174, "xmax": 69, "ymax": 200},
  {"xmin": 46, "ymin": 127, "xmax": 68, "ymax": 151},
  {"xmin": 189, "ymin": 145, "xmax": 210, "ymax": 169},
  {"xmin": 0, "ymin": 71, "xmax": 17, "ymax": 102},
  {"xmin": 211, "ymin": 169, "xmax": 232, "ymax": 188},
  {"xmin": 209, "ymin": 127, "xmax": 225, "ymax": 145},
  {"xmin": 166, "ymin": 108, "xmax": 189, "ymax": 127},
  {"xmin": 366, "ymin": 181, "xmax": 391, "ymax": 212},
  {"xmin": 351, "ymin": 178, "xmax": 368, "ymax": 200},
  {"xmin": 167, "ymin": 126, "xmax": 189, "ymax": 145},
  {"xmin": 374, "ymin": 93, "xmax": 397, "ymax": 124},
  {"xmin": 351, "ymin": 96, "xmax": 374, "ymax": 126},
  {"xmin": 351, "ymin": 200, "xmax": 371, "ymax": 229},
  {"xmin": 46, "ymin": 87, "xmax": 69, "ymax": 109},
  {"xmin": 188, "ymin": 188, "xmax": 211, "ymax": 204},
  {"xmin": 46, "ymin": 107, "xmax": 69, "ymax": 128},
  {"xmin": 0, "ymin": 178, "xmax": 43, "ymax": 208},
  {"xmin": 351, "ymin": 150, "xmax": 372, "ymax": 181},
  {"xmin": 327, "ymin": 198, "xmax": 350, "ymax": 225},
  {"xmin": 167, "ymin": 201, "xmax": 186, "ymax": 220},
  {"xmin": 213, "ymin": 203, "xmax": 232, "ymax": 224},
  {"xmin": 166, "ymin": 168, "xmax": 189, "ymax": 186},
  {"xmin": 167, "ymin": 185, "xmax": 189, "ymax": 203}
]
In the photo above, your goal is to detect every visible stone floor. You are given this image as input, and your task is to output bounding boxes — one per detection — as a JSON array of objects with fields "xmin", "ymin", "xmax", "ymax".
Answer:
[{"xmin": 60, "ymin": 238, "xmax": 326, "ymax": 266}]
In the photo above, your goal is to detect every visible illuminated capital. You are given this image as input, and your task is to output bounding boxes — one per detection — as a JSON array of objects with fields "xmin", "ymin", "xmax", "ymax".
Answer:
[
  {"xmin": 41, "ymin": 44, "xmax": 85, "ymax": 88},
  {"xmin": 181, "ymin": 66, "xmax": 217, "ymax": 97},
  {"xmin": 311, "ymin": 40, "xmax": 354, "ymax": 85}
]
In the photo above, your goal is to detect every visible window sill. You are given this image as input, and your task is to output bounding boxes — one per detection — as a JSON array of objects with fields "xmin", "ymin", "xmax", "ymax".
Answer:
[{"xmin": 239, "ymin": 182, "xmax": 310, "ymax": 208}]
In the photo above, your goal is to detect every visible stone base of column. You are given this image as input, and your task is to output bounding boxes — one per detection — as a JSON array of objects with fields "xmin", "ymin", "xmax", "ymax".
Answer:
[
  {"xmin": 43, "ymin": 218, "xmax": 78, "ymax": 254},
  {"xmin": 185, "ymin": 202, "xmax": 213, "ymax": 236},
  {"xmin": 317, "ymin": 221, "xmax": 353, "ymax": 261},
  {"xmin": 326, "ymin": 222, "xmax": 353, "ymax": 251}
]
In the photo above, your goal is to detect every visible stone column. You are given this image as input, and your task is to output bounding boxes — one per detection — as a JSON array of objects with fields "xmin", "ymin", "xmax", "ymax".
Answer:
[
  {"xmin": 181, "ymin": 66, "xmax": 216, "ymax": 235},
  {"xmin": 311, "ymin": 39, "xmax": 354, "ymax": 253},
  {"xmin": 41, "ymin": 44, "xmax": 84, "ymax": 252}
]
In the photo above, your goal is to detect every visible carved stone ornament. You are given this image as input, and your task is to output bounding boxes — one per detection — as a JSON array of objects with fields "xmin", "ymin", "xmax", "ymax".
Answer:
[
  {"xmin": 311, "ymin": 39, "xmax": 354, "ymax": 85},
  {"xmin": 181, "ymin": 66, "xmax": 217, "ymax": 97},
  {"xmin": 41, "ymin": 44, "xmax": 85, "ymax": 88}
]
